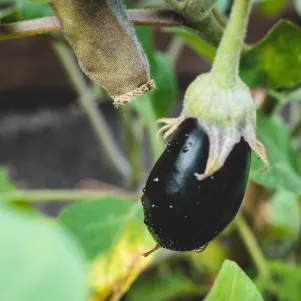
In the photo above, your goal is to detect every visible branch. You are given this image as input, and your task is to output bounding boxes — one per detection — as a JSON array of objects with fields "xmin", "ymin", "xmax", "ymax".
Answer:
[
  {"xmin": 1, "ymin": 189, "xmax": 139, "ymax": 203},
  {"xmin": 236, "ymin": 213, "xmax": 270, "ymax": 280},
  {"xmin": 0, "ymin": 9, "xmax": 185, "ymax": 40},
  {"xmin": 52, "ymin": 40, "xmax": 132, "ymax": 179}
]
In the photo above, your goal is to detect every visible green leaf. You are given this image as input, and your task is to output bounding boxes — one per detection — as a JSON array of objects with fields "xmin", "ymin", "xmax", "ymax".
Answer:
[
  {"xmin": 26, "ymin": 0, "xmax": 50, "ymax": 4},
  {"xmin": 14, "ymin": 0, "xmax": 53, "ymax": 20},
  {"xmin": 0, "ymin": 207, "xmax": 87, "ymax": 301},
  {"xmin": 250, "ymin": 110, "xmax": 301, "ymax": 194},
  {"xmin": 216, "ymin": 0, "xmax": 230, "ymax": 13},
  {"xmin": 128, "ymin": 274, "xmax": 206, "ymax": 301},
  {"xmin": 135, "ymin": 27, "xmax": 154, "ymax": 65},
  {"xmin": 0, "ymin": 6, "xmax": 16, "ymax": 20},
  {"xmin": 240, "ymin": 21, "xmax": 301, "ymax": 89},
  {"xmin": 165, "ymin": 27, "xmax": 215, "ymax": 63},
  {"xmin": 295, "ymin": 0, "xmax": 301, "ymax": 16},
  {"xmin": 132, "ymin": 27, "xmax": 173, "ymax": 159},
  {"xmin": 59, "ymin": 197, "xmax": 154, "ymax": 299},
  {"xmin": 135, "ymin": 27, "xmax": 177, "ymax": 119},
  {"xmin": 0, "ymin": 168, "xmax": 15, "ymax": 194},
  {"xmin": 150, "ymin": 52, "xmax": 177, "ymax": 118},
  {"xmin": 204, "ymin": 259, "xmax": 264, "ymax": 301},
  {"xmin": 258, "ymin": 0, "xmax": 288, "ymax": 16},
  {"xmin": 257, "ymin": 261, "xmax": 301, "ymax": 301},
  {"xmin": 131, "ymin": 94, "xmax": 164, "ymax": 160},
  {"xmin": 268, "ymin": 190, "xmax": 301, "ymax": 239},
  {"xmin": 59, "ymin": 197, "xmax": 143, "ymax": 259},
  {"xmin": 189, "ymin": 240, "xmax": 228, "ymax": 275}
]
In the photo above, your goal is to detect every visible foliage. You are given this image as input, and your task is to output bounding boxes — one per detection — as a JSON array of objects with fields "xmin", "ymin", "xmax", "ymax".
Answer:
[
  {"xmin": 240, "ymin": 21, "xmax": 301, "ymax": 90},
  {"xmin": 59, "ymin": 197, "xmax": 154, "ymax": 299},
  {"xmin": 0, "ymin": 1, "xmax": 301, "ymax": 301},
  {"xmin": 204, "ymin": 260, "xmax": 264, "ymax": 301},
  {"xmin": 250, "ymin": 110, "xmax": 301, "ymax": 194},
  {"xmin": 0, "ymin": 206, "xmax": 88, "ymax": 301}
]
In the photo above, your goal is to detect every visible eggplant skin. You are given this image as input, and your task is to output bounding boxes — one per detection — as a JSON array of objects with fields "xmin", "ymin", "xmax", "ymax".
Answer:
[{"xmin": 142, "ymin": 118, "xmax": 251, "ymax": 252}]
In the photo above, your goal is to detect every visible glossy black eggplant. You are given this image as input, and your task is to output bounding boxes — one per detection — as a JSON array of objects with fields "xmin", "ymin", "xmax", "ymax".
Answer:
[{"xmin": 142, "ymin": 118, "xmax": 251, "ymax": 252}]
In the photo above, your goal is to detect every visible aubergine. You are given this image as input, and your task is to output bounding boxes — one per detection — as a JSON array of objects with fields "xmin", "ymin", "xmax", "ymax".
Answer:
[{"xmin": 142, "ymin": 118, "xmax": 251, "ymax": 252}]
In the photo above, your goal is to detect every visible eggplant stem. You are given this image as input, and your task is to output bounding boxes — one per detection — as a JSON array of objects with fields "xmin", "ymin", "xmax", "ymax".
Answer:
[
  {"xmin": 210, "ymin": 0, "xmax": 252, "ymax": 88},
  {"xmin": 142, "ymin": 244, "xmax": 161, "ymax": 257}
]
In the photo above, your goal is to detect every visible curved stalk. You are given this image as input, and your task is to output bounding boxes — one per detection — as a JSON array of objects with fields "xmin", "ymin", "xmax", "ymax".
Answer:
[
  {"xmin": 52, "ymin": 41, "xmax": 131, "ymax": 179},
  {"xmin": 236, "ymin": 213, "xmax": 270, "ymax": 280}
]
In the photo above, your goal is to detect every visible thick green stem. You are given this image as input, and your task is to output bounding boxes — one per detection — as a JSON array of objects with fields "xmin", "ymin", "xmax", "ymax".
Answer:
[
  {"xmin": 210, "ymin": 0, "xmax": 252, "ymax": 88},
  {"xmin": 193, "ymin": 11, "xmax": 223, "ymax": 47},
  {"xmin": 236, "ymin": 213, "xmax": 270, "ymax": 280}
]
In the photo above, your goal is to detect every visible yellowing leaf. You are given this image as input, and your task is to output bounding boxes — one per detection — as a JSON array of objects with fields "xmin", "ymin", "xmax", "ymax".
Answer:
[
  {"xmin": 59, "ymin": 197, "xmax": 154, "ymax": 300},
  {"xmin": 89, "ymin": 234, "xmax": 152, "ymax": 300}
]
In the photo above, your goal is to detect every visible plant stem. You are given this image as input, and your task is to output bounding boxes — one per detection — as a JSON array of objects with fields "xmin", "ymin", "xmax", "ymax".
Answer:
[
  {"xmin": 52, "ymin": 41, "xmax": 131, "ymax": 179},
  {"xmin": 167, "ymin": 37, "xmax": 184, "ymax": 67},
  {"xmin": 193, "ymin": 11, "xmax": 224, "ymax": 48},
  {"xmin": 1, "ymin": 189, "xmax": 138, "ymax": 203},
  {"xmin": 0, "ymin": 9, "xmax": 185, "ymax": 40},
  {"xmin": 143, "ymin": 97, "xmax": 165, "ymax": 161},
  {"xmin": 119, "ymin": 106, "xmax": 144, "ymax": 189},
  {"xmin": 210, "ymin": 0, "xmax": 252, "ymax": 88},
  {"xmin": 236, "ymin": 213, "xmax": 270, "ymax": 280},
  {"xmin": 164, "ymin": 0, "xmax": 224, "ymax": 48}
]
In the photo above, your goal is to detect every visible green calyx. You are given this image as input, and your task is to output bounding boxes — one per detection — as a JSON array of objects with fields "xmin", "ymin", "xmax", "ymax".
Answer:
[
  {"xmin": 180, "ymin": 0, "xmax": 268, "ymax": 179},
  {"xmin": 183, "ymin": 73, "xmax": 254, "ymax": 123}
]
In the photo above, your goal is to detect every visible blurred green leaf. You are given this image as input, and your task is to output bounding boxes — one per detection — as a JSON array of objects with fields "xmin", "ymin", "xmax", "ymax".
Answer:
[
  {"xmin": 132, "ymin": 27, "xmax": 172, "ymax": 159},
  {"xmin": 131, "ymin": 94, "xmax": 164, "ymax": 160},
  {"xmin": 189, "ymin": 240, "xmax": 227, "ymax": 275},
  {"xmin": 167, "ymin": 20, "xmax": 301, "ymax": 96},
  {"xmin": 0, "ymin": 6, "xmax": 16, "ymax": 20},
  {"xmin": 204, "ymin": 259, "xmax": 264, "ymax": 301},
  {"xmin": 150, "ymin": 52, "xmax": 177, "ymax": 118},
  {"xmin": 0, "ymin": 207, "xmax": 87, "ymax": 301},
  {"xmin": 295, "ymin": 0, "xmax": 301, "ymax": 16},
  {"xmin": 59, "ymin": 197, "xmax": 144, "ymax": 259},
  {"xmin": 26, "ymin": 0, "xmax": 50, "ymax": 4},
  {"xmin": 257, "ymin": 261, "xmax": 301, "ymax": 301},
  {"xmin": 0, "ymin": 168, "xmax": 15, "ymax": 194},
  {"xmin": 240, "ymin": 21, "xmax": 301, "ymax": 90},
  {"xmin": 268, "ymin": 190, "xmax": 301, "ymax": 239},
  {"xmin": 268, "ymin": 84, "xmax": 301, "ymax": 105},
  {"xmin": 135, "ymin": 27, "xmax": 154, "ymax": 64},
  {"xmin": 216, "ymin": 0, "xmax": 230, "ymax": 13},
  {"xmin": 258, "ymin": 0, "xmax": 288, "ymax": 16},
  {"xmin": 135, "ymin": 27, "xmax": 177, "ymax": 119},
  {"xmin": 165, "ymin": 27, "xmax": 215, "ymax": 63},
  {"xmin": 14, "ymin": 0, "xmax": 53, "ymax": 20},
  {"xmin": 59, "ymin": 197, "xmax": 154, "ymax": 299},
  {"xmin": 250, "ymin": 110, "xmax": 301, "ymax": 194},
  {"xmin": 128, "ymin": 274, "xmax": 206, "ymax": 301}
]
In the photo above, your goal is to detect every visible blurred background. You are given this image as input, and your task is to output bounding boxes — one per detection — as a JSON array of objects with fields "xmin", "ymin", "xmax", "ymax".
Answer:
[{"xmin": 1, "ymin": 0, "xmax": 301, "ymax": 300}]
